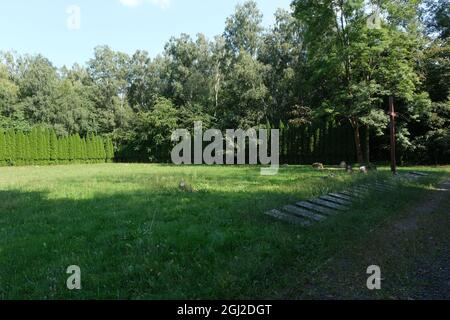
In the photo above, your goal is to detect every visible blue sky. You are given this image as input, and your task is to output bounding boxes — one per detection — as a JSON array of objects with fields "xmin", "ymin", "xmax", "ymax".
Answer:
[{"xmin": 0, "ymin": 0, "xmax": 292, "ymax": 68}]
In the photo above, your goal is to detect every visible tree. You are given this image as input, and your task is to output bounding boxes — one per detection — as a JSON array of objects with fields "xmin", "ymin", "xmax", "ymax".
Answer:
[
  {"xmin": 88, "ymin": 46, "xmax": 133, "ymax": 134},
  {"xmin": 104, "ymin": 137, "xmax": 114, "ymax": 162},
  {"xmin": 128, "ymin": 97, "xmax": 179, "ymax": 162},
  {"xmin": 16, "ymin": 55, "xmax": 59, "ymax": 126},
  {"xmin": 219, "ymin": 50, "xmax": 269, "ymax": 128},
  {"xmin": 220, "ymin": 1, "xmax": 269, "ymax": 129},
  {"xmin": 127, "ymin": 50, "xmax": 161, "ymax": 112},
  {"xmin": 293, "ymin": 0, "xmax": 429, "ymax": 163},
  {"xmin": 422, "ymin": 0, "xmax": 450, "ymax": 40},
  {"xmin": 0, "ymin": 63, "xmax": 19, "ymax": 118},
  {"xmin": 49, "ymin": 129, "xmax": 58, "ymax": 161},
  {"xmin": 5, "ymin": 129, "xmax": 16, "ymax": 163},
  {"xmin": 0, "ymin": 130, "xmax": 5, "ymax": 163},
  {"xmin": 163, "ymin": 34, "xmax": 213, "ymax": 108},
  {"xmin": 260, "ymin": 9, "xmax": 306, "ymax": 124},
  {"xmin": 15, "ymin": 131, "xmax": 25, "ymax": 162},
  {"xmin": 224, "ymin": 0, "xmax": 264, "ymax": 57}
]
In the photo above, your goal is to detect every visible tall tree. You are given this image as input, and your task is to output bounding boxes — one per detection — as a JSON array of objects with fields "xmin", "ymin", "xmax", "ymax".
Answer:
[
  {"xmin": 260, "ymin": 9, "xmax": 306, "ymax": 124},
  {"xmin": 293, "ymin": 0, "xmax": 428, "ymax": 163},
  {"xmin": 220, "ymin": 1, "xmax": 269, "ymax": 128},
  {"xmin": 88, "ymin": 46, "xmax": 133, "ymax": 134},
  {"xmin": 224, "ymin": 0, "xmax": 264, "ymax": 57}
]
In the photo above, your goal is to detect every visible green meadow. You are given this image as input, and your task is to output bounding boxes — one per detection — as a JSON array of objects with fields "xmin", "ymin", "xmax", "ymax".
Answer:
[{"xmin": 0, "ymin": 164, "xmax": 448, "ymax": 299}]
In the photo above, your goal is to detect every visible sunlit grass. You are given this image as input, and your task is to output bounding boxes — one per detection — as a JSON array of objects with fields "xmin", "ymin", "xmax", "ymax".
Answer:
[{"xmin": 0, "ymin": 164, "xmax": 448, "ymax": 299}]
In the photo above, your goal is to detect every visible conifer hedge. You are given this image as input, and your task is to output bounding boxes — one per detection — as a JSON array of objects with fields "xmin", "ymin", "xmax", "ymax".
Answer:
[
  {"xmin": 0, "ymin": 127, "xmax": 115, "ymax": 166},
  {"xmin": 272, "ymin": 120, "xmax": 356, "ymax": 165}
]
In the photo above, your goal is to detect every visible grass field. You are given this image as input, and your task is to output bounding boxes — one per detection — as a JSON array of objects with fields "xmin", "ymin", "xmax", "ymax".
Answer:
[{"xmin": 0, "ymin": 164, "xmax": 449, "ymax": 299}]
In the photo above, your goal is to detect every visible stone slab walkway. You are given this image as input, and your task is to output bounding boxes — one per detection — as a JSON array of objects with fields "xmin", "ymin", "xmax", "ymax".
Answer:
[{"xmin": 264, "ymin": 171, "xmax": 429, "ymax": 226}]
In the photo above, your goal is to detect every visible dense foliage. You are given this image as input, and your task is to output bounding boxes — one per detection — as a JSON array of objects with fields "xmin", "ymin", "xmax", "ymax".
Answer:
[
  {"xmin": 0, "ymin": 0, "xmax": 448, "ymax": 164},
  {"xmin": 0, "ymin": 128, "xmax": 114, "ymax": 166}
]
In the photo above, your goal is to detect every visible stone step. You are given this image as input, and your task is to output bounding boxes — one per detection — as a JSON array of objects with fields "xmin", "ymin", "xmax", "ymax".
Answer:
[
  {"xmin": 296, "ymin": 201, "xmax": 338, "ymax": 216},
  {"xmin": 380, "ymin": 180, "xmax": 396, "ymax": 185},
  {"xmin": 374, "ymin": 184, "xmax": 392, "ymax": 192},
  {"xmin": 341, "ymin": 190, "xmax": 364, "ymax": 198},
  {"xmin": 264, "ymin": 209, "xmax": 312, "ymax": 226},
  {"xmin": 320, "ymin": 195, "xmax": 352, "ymax": 206},
  {"xmin": 410, "ymin": 171, "xmax": 429, "ymax": 177},
  {"xmin": 283, "ymin": 205, "xmax": 327, "ymax": 222},
  {"xmin": 375, "ymin": 182, "xmax": 393, "ymax": 189},
  {"xmin": 308, "ymin": 198, "xmax": 348, "ymax": 211},
  {"xmin": 328, "ymin": 193, "xmax": 352, "ymax": 201},
  {"xmin": 353, "ymin": 186, "xmax": 369, "ymax": 194}
]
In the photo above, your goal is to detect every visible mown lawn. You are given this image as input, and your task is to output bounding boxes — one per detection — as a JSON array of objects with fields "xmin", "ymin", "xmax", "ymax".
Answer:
[{"xmin": 0, "ymin": 164, "xmax": 448, "ymax": 299}]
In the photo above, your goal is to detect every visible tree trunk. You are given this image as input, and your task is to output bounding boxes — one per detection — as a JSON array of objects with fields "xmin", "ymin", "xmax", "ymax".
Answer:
[
  {"xmin": 365, "ymin": 125, "xmax": 370, "ymax": 164},
  {"xmin": 351, "ymin": 119, "xmax": 364, "ymax": 164}
]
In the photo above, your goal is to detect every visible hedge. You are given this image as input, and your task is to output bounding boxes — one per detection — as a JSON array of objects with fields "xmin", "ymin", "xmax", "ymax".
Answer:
[{"xmin": 0, "ymin": 127, "xmax": 114, "ymax": 166}]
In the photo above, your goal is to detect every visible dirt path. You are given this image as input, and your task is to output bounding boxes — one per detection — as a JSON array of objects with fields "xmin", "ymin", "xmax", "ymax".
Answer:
[
  {"xmin": 404, "ymin": 180, "xmax": 450, "ymax": 299},
  {"xmin": 299, "ymin": 179, "xmax": 450, "ymax": 300}
]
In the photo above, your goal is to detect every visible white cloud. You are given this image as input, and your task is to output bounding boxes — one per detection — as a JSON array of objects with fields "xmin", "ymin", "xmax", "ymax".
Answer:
[{"xmin": 119, "ymin": 0, "xmax": 170, "ymax": 10}]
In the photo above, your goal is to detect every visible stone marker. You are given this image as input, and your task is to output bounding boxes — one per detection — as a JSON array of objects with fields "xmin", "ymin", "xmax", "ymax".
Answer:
[
  {"xmin": 320, "ymin": 195, "xmax": 351, "ymax": 206},
  {"xmin": 312, "ymin": 163, "xmax": 324, "ymax": 170},
  {"xmin": 410, "ymin": 171, "xmax": 429, "ymax": 177},
  {"xmin": 329, "ymin": 193, "xmax": 352, "ymax": 201},
  {"xmin": 375, "ymin": 183, "xmax": 393, "ymax": 190},
  {"xmin": 341, "ymin": 190, "xmax": 364, "ymax": 198},
  {"xmin": 283, "ymin": 205, "xmax": 326, "ymax": 222},
  {"xmin": 264, "ymin": 209, "xmax": 311, "ymax": 226},
  {"xmin": 296, "ymin": 201, "xmax": 338, "ymax": 216},
  {"xmin": 353, "ymin": 186, "xmax": 369, "ymax": 193},
  {"xmin": 308, "ymin": 198, "xmax": 348, "ymax": 211},
  {"xmin": 352, "ymin": 187, "xmax": 368, "ymax": 194},
  {"xmin": 373, "ymin": 186, "xmax": 388, "ymax": 192}
]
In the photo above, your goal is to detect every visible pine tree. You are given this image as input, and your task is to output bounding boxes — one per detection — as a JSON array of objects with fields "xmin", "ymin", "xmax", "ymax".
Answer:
[
  {"xmin": 93, "ymin": 136, "xmax": 100, "ymax": 161},
  {"xmin": 105, "ymin": 137, "xmax": 114, "ymax": 162},
  {"xmin": 0, "ymin": 131, "xmax": 5, "ymax": 164},
  {"xmin": 30, "ymin": 128, "xmax": 38, "ymax": 162},
  {"xmin": 95, "ymin": 136, "xmax": 101, "ymax": 161},
  {"xmin": 63, "ymin": 137, "xmax": 69, "ymax": 162},
  {"xmin": 49, "ymin": 129, "xmax": 58, "ymax": 162},
  {"xmin": 24, "ymin": 135, "xmax": 31, "ymax": 164},
  {"xmin": 75, "ymin": 134, "xmax": 82, "ymax": 161},
  {"xmin": 57, "ymin": 137, "xmax": 63, "ymax": 162},
  {"xmin": 81, "ymin": 138, "xmax": 87, "ymax": 162},
  {"xmin": 99, "ymin": 137, "xmax": 106, "ymax": 161},
  {"xmin": 6, "ymin": 130, "xmax": 16, "ymax": 163},
  {"xmin": 15, "ymin": 131, "xmax": 25, "ymax": 163},
  {"xmin": 86, "ymin": 134, "xmax": 94, "ymax": 161},
  {"xmin": 36, "ymin": 128, "xmax": 44, "ymax": 161},
  {"xmin": 44, "ymin": 128, "xmax": 51, "ymax": 162},
  {"xmin": 68, "ymin": 135, "xmax": 74, "ymax": 162}
]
